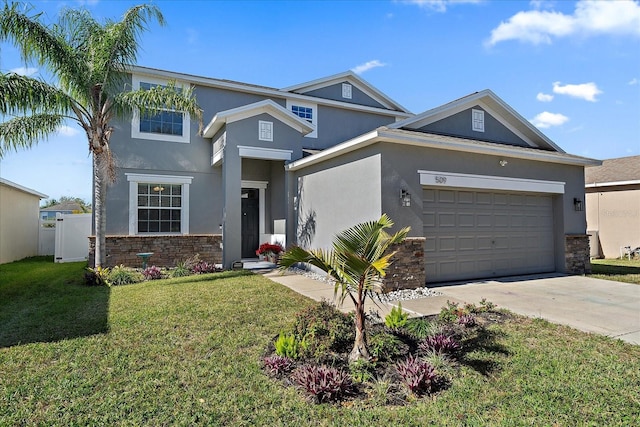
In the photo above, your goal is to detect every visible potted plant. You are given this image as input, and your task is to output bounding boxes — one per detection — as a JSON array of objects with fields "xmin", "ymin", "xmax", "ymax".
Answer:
[{"xmin": 256, "ymin": 242, "xmax": 284, "ymax": 263}]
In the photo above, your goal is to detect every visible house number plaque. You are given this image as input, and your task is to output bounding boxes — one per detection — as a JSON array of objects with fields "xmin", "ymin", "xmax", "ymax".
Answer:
[{"xmin": 435, "ymin": 176, "xmax": 447, "ymax": 184}]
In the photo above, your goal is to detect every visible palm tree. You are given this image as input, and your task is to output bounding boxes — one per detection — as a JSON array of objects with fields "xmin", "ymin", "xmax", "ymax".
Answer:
[
  {"xmin": 0, "ymin": 2, "xmax": 202, "ymax": 267},
  {"xmin": 279, "ymin": 214, "xmax": 410, "ymax": 362}
]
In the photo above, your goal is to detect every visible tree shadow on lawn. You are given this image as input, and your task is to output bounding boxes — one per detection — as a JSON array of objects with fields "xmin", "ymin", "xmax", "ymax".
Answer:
[
  {"xmin": 0, "ymin": 257, "xmax": 110, "ymax": 348},
  {"xmin": 590, "ymin": 263, "xmax": 640, "ymax": 276},
  {"xmin": 458, "ymin": 315, "xmax": 511, "ymax": 377}
]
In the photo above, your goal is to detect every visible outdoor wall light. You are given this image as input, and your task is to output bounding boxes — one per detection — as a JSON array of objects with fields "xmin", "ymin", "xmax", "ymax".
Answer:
[
  {"xmin": 401, "ymin": 189, "xmax": 411, "ymax": 207},
  {"xmin": 499, "ymin": 159, "xmax": 508, "ymax": 167},
  {"xmin": 573, "ymin": 197, "xmax": 583, "ymax": 211}
]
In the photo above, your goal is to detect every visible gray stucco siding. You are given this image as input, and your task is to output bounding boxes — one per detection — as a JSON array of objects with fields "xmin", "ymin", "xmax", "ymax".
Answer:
[
  {"xmin": 304, "ymin": 107, "xmax": 394, "ymax": 151},
  {"xmin": 302, "ymin": 83, "xmax": 387, "ymax": 109},
  {"xmin": 294, "ymin": 151, "xmax": 382, "ymax": 250},
  {"xmin": 414, "ymin": 107, "xmax": 529, "ymax": 147},
  {"xmin": 225, "ymin": 113, "xmax": 304, "ymax": 160}
]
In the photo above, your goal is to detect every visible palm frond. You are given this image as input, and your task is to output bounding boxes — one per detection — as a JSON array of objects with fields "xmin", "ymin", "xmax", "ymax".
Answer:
[
  {"xmin": 113, "ymin": 82, "xmax": 203, "ymax": 133},
  {"xmin": 0, "ymin": 72, "xmax": 75, "ymax": 117},
  {"xmin": 0, "ymin": 2, "xmax": 86, "ymax": 99},
  {"xmin": 0, "ymin": 114, "xmax": 65, "ymax": 157}
]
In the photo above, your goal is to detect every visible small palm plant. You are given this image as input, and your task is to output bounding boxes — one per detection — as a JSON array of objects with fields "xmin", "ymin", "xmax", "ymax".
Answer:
[{"xmin": 279, "ymin": 214, "xmax": 409, "ymax": 362}]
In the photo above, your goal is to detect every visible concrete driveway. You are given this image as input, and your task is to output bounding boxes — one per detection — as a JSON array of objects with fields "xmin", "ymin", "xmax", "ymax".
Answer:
[{"xmin": 402, "ymin": 274, "xmax": 640, "ymax": 345}]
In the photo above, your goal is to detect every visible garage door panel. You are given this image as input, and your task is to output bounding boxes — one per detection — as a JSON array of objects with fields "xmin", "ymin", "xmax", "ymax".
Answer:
[{"xmin": 423, "ymin": 188, "xmax": 555, "ymax": 282}]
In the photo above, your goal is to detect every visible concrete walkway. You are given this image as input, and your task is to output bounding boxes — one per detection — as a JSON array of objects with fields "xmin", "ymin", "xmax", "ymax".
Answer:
[{"xmin": 264, "ymin": 270, "xmax": 640, "ymax": 345}]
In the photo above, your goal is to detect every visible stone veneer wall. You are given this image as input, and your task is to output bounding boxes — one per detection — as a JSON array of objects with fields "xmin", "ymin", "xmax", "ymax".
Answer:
[
  {"xmin": 382, "ymin": 237, "xmax": 426, "ymax": 291},
  {"xmin": 89, "ymin": 235, "xmax": 222, "ymax": 268},
  {"xmin": 565, "ymin": 234, "xmax": 591, "ymax": 274}
]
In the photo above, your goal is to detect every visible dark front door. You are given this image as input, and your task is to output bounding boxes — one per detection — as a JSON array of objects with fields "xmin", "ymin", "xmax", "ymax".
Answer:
[{"xmin": 241, "ymin": 189, "xmax": 260, "ymax": 258}]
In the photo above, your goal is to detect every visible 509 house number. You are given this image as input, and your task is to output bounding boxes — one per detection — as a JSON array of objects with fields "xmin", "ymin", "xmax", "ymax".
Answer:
[{"xmin": 435, "ymin": 176, "xmax": 447, "ymax": 184}]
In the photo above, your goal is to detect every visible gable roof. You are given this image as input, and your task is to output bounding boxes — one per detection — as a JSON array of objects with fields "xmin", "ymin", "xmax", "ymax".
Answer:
[
  {"xmin": 202, "ymin": 99, "xmax": 315, "ymax": 138},
  {"xmin": 0, "ymin": 178, "xmax": 48, "ymax": 199},
  {"xmin": 131, "ymin": 66, "xmax": 412, "ymax": 120},
  {"xmin": 286, "ymin": 127, "xmax": 600, "ymax": 172},
  {"xmin": 388, "ymin": 89, "xmax": 563, "ymax": 152},
  {"xmin": 585, "ymin": 155, "xmax": 640, "ymax": 186},
  {"xmin": 280, "ymin": 71, "xmax": 410, "ymax": 113}
]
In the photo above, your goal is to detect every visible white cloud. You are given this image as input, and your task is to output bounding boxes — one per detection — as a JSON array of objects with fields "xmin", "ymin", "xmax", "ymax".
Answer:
[
  {"xmin": 530, "ymin": 111, "xmax": 569, "ymax": 128},
  {"xmin": 351, "ymin": 60, "xmax": 387, "ymax": 75},
  {"xmin": 57, "ymin": 125, "xmax": 80, "ymax": 137},
  {"xmin": 402, "ymin": 0, "xmax": 482, "ymax": 13},
  {"xmin": 629, "ymin": 78, "xmax": 638, "ymax": 85},
  {"xmin": 536, "ymin": 92, "xmax": 554, "ymax": 102},
  {"xmin": 552, "ymin": 81, "xmax": 602, "ymax": 102},
  {"xmin": 487, "ymin": 0, "xmax": 640, "ymax": 46},
  {"xmin": 10, "ymin": 67, "xmax": 38, "ymax": 76}
]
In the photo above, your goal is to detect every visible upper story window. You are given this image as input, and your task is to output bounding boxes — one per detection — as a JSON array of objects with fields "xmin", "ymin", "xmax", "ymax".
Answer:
[
  {"xmin": 342, "ymin": 83, "xmax": 352, "ymax": 99},
  {"xmin": 131, "ymin": 75, "xmax": 191, "ymax": 143},
  {"xmin": 472, "ymin": 109, "xmax": 485, "ymax": 132},
  {"xmin": 286, "ymin": 100, "xmax": 317, "ymax": 138},
  {"xmin": 258, "ymin": 120, "xmax": 273, "ymax": 141}
]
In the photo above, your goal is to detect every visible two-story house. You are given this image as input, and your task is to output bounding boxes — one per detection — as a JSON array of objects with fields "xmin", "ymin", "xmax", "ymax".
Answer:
[{"xmin": 93, "ymin": 66, "xmax": 599, "ymax": 287}]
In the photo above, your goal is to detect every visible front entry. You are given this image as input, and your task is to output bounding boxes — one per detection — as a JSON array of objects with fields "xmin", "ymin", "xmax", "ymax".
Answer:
[{"xmin": 241, "ymin": 188, "xmax": 260, "ymax": 258}]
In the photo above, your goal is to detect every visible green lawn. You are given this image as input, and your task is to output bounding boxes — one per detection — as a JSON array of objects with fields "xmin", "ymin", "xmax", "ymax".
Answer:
[
  {"xmin": 1, "ymin": 258, "xmax": 639, "ymax": 425},
  {"xmin": 590, "ymin": 258, "xmax": 640, "ymax": 284}
]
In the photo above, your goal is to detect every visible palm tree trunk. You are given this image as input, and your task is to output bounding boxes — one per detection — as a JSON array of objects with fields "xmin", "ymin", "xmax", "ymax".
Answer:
[
  {"xmin": 349, "ymin": 284, "xmax": 370, "ymax": 362},
  {"xmin": 93, "ymin": 153, "xmax": 107, "ymax": 267}
]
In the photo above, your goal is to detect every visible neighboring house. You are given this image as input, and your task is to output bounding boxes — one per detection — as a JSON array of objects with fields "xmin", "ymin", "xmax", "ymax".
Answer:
[
  {"xmin": 94, "ymin": 66, "xmax": 599, "ymax": 286},
  {"xmin": 0, "ymin": 178, "xmax": 48, "ymax": 264},
  {"xmin": 40, "ymin": 201, "xmax": 87, "ymax": 221},
  {"xmin": 585, "ymin": 156, "xmax": 640, "ymax": 258}
]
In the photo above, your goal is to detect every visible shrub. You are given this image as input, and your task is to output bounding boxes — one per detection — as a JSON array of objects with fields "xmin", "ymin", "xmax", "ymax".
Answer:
[
  {"xmin": 192, "ymin": 260, "xmax": 217, "ymax": 274},
  {"xmin": 396, "ymin": 355, "xmax": 437, "ymax": 395},
  {"xmin": 419, "ymin": 333, "xmax": 460, "ymax": 355},
  {"xmin": 256, "ymin": 242, "xmax": 284, "ymax": 257},
  {"xmin": 458, "ymin": 314, "xmax": 477, "ymax": 327},
  {"xmin": 84, "ymin": 266, "xmax": 110, "ymax": 286},
  {"xmin": 291, "ymin": 364, "xmax": 353, "ymax": 403},
  {"xmin": 171, "ymin": 261, "xmax": 191, "ymax": 278},
  {"xmin": 405, "ymin": 317, "xmax": 443, "ymax": 339},
  {"xmin": 263, "ymin": 355, "xmax": 294, "ymax": 376},
  {"xmin": 385, "ymin": 302, "xmax": 408, "ymax": 329},
  {"xmin": 438, "ymin": 300, "xmax": 467, "ymax": 323},
  {"xmin": 274, "ymin": 333, "xmax": 306, "ymax": 359},
  {"xmin": 143, "ymin": 265, "xmax": 163, "ymax": 280},
  {"xmin": 368, "ymin": 331, "xmax": 406, "ymax": 361},
  {"xmin": 349, "ymin": 359, "xmax": 376, "ymax": 383},
  {"xmin": 108, "ymin": 265, "xmax": 143, "ymax": 286},
  {"xmin": 293, "ymin": 301, "xmax": 354, "ymax": 358}
]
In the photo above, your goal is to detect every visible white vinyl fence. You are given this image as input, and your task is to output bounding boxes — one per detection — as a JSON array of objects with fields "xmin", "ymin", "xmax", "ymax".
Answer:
[{"xmin": 38, "ymin": 213, "xmax": 91, "ymax": 262}]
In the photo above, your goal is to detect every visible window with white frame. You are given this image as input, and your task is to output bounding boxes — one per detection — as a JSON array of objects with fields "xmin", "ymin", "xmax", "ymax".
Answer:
[
  {"xmin": 131, "ymin": 75, "xmax": 191, "ymax": 143},
  {"xmin": 258, "ymin": 120, "xmax": 273, "ymax": 141},
  {"xmin": 126, "ymin": 174, "xmax": 192, "ymax": 235},
  {"xmin": 342, "ymin": 83, "xmax": 352, "ymax": 99},
  {"xmin": 286, "ymin": 100, "xmax": 317, "ymax": 138},
  {"xmin": 472, "ymin": 109, "xmax": 485, "ymax": 132}
]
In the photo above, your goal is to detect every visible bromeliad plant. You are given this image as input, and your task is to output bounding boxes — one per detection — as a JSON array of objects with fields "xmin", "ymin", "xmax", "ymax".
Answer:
[{"xmin": 279, "ymin": 214, "xmax": 410, "ymax": 362}]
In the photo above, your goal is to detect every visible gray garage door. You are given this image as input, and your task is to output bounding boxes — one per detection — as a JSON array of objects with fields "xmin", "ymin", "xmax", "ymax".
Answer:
[{"xmin": 423, "ymin": 188, "xmax": 555, "ymax": 283}]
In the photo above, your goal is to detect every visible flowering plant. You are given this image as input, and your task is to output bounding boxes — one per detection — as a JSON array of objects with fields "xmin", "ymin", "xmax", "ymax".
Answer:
[{"xmin": 256, "ymin": 242, "xmax": 284, "ymax": 256}]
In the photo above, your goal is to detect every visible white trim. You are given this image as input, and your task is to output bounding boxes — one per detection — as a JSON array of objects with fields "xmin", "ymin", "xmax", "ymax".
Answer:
[
  {"xmin": 472, "ymin": 109, "xmax": 485, "ymax": 132},
  {"xmin": 258, "ymin": 120, "xmax": 273, "ymax": 141},
  {"xmin": 125, "ymin": 173, "xmax": 193, "ymax": 235},
  {"xmin": 242, "ymin": 180, "xmax": 268, "ymax": 237},
  {"xmin": 131, "ymin": 66, "xmax": 413, "ymax": 118},
  {"xmin": 238, "ymin": 145, "xmax": 292, "ymax": 161},
  {"xmin": 130, "ymin": 75, "xmax": 191, "ymax": 144},
  {"xmin": 342, "ymin": 83, "xmax": 352, "ymax": 99},
  {"xmin": 0, "ymin": 178, "xmax": 48, "ymax": 199},
  {"xmin": 418, "ymin": 170, "xmax": 565, "ymax": 194},
  {"xmin": 202, "ymin": 99, "xmax": 313, "ymax": 138},
  {"xmin": 286, "ymin": 128, "xmax": 599, "ymax": 172},
  {"xmin": 286, "ymin": 99, "xmax": 317, "ymax": 138},
  {"xmin": 585, "ymin": 179, "xmax": 640, "ymax": 188}
]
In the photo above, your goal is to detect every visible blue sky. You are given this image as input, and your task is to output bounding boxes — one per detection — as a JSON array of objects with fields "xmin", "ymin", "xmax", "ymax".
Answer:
[{"xmin": 0, "ymin": 0, "xmax": 639, "ymax": 203}]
